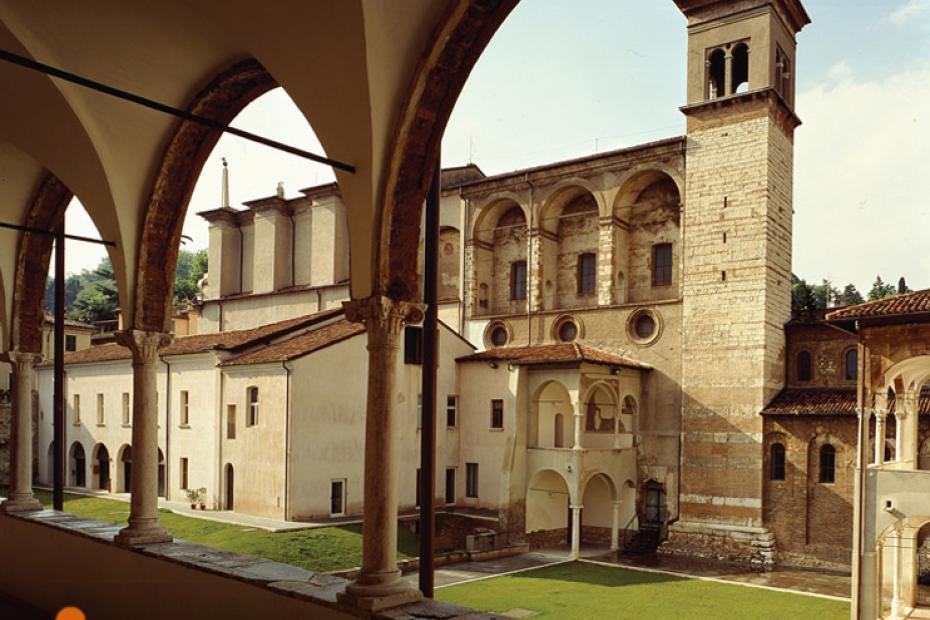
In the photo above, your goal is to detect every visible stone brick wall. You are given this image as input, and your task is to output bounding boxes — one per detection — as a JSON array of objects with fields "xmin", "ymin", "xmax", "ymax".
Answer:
[
  {"xmin": 787, "ymin": 321, "xmax": 857, "ymax": 388},
  {"xmin": 527, "ymin": 528, "xmax": 568, "ymax": 550},
  {"xmin": 763, "ymin": 415, "xmax": 857, "ymax": 570}
]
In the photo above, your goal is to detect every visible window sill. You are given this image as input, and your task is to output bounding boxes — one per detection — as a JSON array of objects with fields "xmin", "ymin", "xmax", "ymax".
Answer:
[
  {"xmin": 178, "ymin": 424, "xmax": 191, "ymax": 429},
  {"xmin": 72, "ymin": 422, "xmax": 81, "ymax": 427},
  {"xmin": 96, "ymin": 423, "xmax": 106, "ymax": 428},
  {"xmin": 121, "ymin": 424, "xmax": 131, "ymax": 428},
  {"xmin": 446, "ymin": 426, "xmax": 458, "ymax": 431},
  {"xmin": 489, "ymin": 427, "xmax": 504, "ymax": 432}
]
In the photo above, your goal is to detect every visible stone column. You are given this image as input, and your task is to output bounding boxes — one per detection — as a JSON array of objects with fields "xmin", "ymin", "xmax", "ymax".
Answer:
[
  {"xmin": 339, "ymin": 296, "xmax": 424, "ymax": 612},
  {"xmin": 724, "ymin": 51, "xmax": 734, "ymax": 96},
  {"xmin": 875, "ymin": 410, "xmax": 887, "ymax": 466},
  {"xmin": 891, "ymin": 528, "xmax": 903, "ymax": 618},
  {"xmin": 900, "ymin": 393, "xmax": 918, "ymax": 469},
  {"xmin": 596, "ymin": 217, "xmax": 614, "ymax": 307},
  {"xmin": 609, "ymin": 500, "xmax": 622, "ymax": 551},
  {"xmin": 1, "ymin": 351, "xmax": 43, "ymax": 513},
  {"xmin": 572, "ymin": 407, "xmax": 584, "ymax": 450},
  {"xmin": 570, "ymin": 504, "xmax": 583, "ymax": 559},
  {"xmin": 895, "ymin": 411, "xmax": 905, "ymax": 464},
  {"xmin": 113, "ymin": 330, "xmax": 172, "ymax": 546}
]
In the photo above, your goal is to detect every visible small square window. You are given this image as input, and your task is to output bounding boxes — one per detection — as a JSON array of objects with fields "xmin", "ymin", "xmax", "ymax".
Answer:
[
  {"xmin": 446, "ymin": 395, "xmax": 457, "ymax": 428},
  {"xmin": 65, "ymin": 335, "xmax": 77, "ymax": 352}
]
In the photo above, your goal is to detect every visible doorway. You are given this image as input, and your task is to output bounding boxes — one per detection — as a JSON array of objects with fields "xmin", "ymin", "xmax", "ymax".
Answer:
[{"xmin": 225, "ymin": 463, "xmax": 234, "ymax": 510}]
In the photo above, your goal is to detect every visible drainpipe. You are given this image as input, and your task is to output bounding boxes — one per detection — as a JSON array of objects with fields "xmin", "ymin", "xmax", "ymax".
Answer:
[
  {"xmin": 162, "ymin": 355, "xmax": 171, "ymax": 502},
  {"xmin": 283, "ymin": 360, "xmax": 292, "ymax": 520}
]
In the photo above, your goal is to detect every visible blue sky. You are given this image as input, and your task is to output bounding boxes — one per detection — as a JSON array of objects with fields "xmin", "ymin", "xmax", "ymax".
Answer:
[{"xmin": 64, "ymin": 0, "xmax": 930, "ymax": 295}]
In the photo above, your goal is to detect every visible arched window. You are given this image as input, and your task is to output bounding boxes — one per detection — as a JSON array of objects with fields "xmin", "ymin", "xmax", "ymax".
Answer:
[
  {"xmin": 246, "ymin": 387, "xmax": 259, "ymax": 427},
  {"xmin": 797, "ymin": 351, "xmax": 812, "ymax": 382},
  {"xmin": 707, "ymin": 48, "xmax": 725, "ymax": 99},
  {"xmin": 845, "ymin": 349, "xmax": 858, "ymax": 381},
  {"xmin": 819, "ymin": 444, "xmax": 836, "ymax": 483},
  {"xmin": 731, "ymin": 43, "xmax": 749, "ymax": 94},
  {"xmin": 510, "ymin": 260, "xmax": 527, "ymax": 301},
  {"xmin": 770, "ymin": 443, "xmax": 786, "ymax": 481}
]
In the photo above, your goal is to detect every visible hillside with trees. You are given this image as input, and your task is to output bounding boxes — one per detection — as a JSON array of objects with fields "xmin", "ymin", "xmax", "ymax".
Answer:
[
  {"xmin": 45, "ymin": 249, "xmax": 207, "ymax": 323},
  {"xmin": 791, "ymin": 274, "xmax": 912, "ymax": 315}
]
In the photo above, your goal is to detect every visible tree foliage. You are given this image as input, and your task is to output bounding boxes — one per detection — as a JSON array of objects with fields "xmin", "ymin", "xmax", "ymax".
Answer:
[
  {"xmin": 867, "ymin": 276, "xmax": 897, "ymax": 301},
  {"xmin": 44, "ymin": 249, "xmax": 207, "ymax": 321}
]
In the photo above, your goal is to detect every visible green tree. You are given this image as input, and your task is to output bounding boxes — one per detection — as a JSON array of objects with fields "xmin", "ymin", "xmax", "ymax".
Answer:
[
  {"xmin": 70, "ymin": 257, "xmax": 120, "ymax": 323},
  {"xmin": 791, "ymin": 279, "xmax": 817, "ymax": 315},
  {"xmin": 867, "ymin": 276, "xmax": 896, "ymax": 301},
  {"xmin": 835, "ymin": 284, "xmax": 864, "ymax": 307},
  {"xmin": 811, "ymin": 279, "xmax": 838, "ymax": 310},
  {"xmin": 173, "ymin": 248, "xmax": 208, "ymax": 305}
]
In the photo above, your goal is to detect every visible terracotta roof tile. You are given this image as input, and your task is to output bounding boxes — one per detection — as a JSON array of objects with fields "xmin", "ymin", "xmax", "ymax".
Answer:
[
  {"xmin": 457, "ymin": 343, "xmax": 651, "ymax": 370},
  {"xmin": 221, "ymin": 320, "xmax": 365, "ymax": 366},
  {"xmin": 43, "ymin": 308, "xmax": 343, "ymax": 367},
  {"xmin": 761, "ymin": 388, "xmax": 857, "ymax": 416},
  {"xmin": 826, "ymin": 289, "xmax": 930, "ymax": 321}
]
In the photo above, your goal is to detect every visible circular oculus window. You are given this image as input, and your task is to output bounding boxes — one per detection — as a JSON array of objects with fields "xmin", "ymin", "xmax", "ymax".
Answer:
[
  {"xmin": 635, "ymin": 314, "xmax": 656, "ymax": 339},
  {"xmin": 557, "ymin": 320, "xmax": 578, "ymax": 342},
  {"xmin": 490, "ymin": 326, "xmax": 508, "ymax": 347},
  {"xmin": 628, "ymin": 309, "xmax": 661, "ymax": 345}
]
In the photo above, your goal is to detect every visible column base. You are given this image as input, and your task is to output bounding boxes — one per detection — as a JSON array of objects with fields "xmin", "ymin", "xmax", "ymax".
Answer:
[
  {"xmin": 114, "ymin": 525, "xmax": 173, "ymax": 546},
  {"xmin": 337, "ymin": 573, "xmax": 423, "ymax": 612},
  {"xmin": 0, "ymin": 495, "xmax": 43, "ymax": 513}
]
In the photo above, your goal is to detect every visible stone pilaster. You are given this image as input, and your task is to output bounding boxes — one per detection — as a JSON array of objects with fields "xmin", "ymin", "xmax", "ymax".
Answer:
[
  {"xmin": 874, "ymin": 408, "xmax": 887, "ymax": 466},
  {"xmin": 1, "ymin": 351, "xmax": 42, "ymax": 513},
  {"xmin": 113, "ymin": 330, "xmax": 173, "ymax": 546},
  {"xmin": 463, "ymin": 240, "xmax": 476, "ymax": 316},
  {"xmin": 528, "ymin": 230, "xmax": 544, "ymax": 312},
  {"xmin": 596, "ymin": 217, "xmax": 614, "ymax": 306},
  {"xmin": 338, "ymin": 296, "xmax": 424, "ymax": 612}
]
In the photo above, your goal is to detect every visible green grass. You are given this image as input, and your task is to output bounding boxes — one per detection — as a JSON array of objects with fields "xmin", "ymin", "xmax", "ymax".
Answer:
[
  {"xmin": 27, "ymin": 489, "xmax": 419, "ymax": 573},
  {"xmin": 436, "ymin": 561, "xmax": 850, "ymax": 620}
]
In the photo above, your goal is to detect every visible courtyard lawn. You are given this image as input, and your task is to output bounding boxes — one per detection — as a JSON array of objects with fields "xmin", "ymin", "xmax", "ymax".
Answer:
[
  {"xmin": 26, "ymin": 489, "xmax": 418, "ymax": 573},
  {"xmin": 436, "ymin": 561, "xmax": 850, "ymax": 620}
]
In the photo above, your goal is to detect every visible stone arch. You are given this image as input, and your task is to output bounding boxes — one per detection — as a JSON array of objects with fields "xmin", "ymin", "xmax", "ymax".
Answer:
[
  {"xmin": 537, "ymin": 178, "xmax": 605, "ymax": 221},
  {"xmin": 611, "ymin": 169, "xmax": 681, "ymax": 304},
  {"xmin": 538, "ymin": 184, "xmax": 599, "ymax": 309},
  {"xmin": 525, "ymin": 468, "xmax": 572, "ymax": 539},
  {"xmin": 380, "ymin": 0, "xmax": 519, "ymax": 301},
  {"xmin": 134, "ymin": 59, "xmax": 278, "ymax": 332},
  {"xmin": 92, "ymin": 443, "xmax": 111, "ymax": 491},
  {"xmin": 582, "ymin": 381, "xmax": 620, "ymax": 448},
  {"xmin": 11, "ymin": 174, "xmax": 73, "ymax": 355},
  {"xmin": 471, "ymin": 199, "xmax": 527, "ymax": 315},
  {"xmin": 68, "ymin": 441, "xmax": 86, "ymax": 488},
  {"xmin": 580, "ymin": 472, "xmax": 617, "ymax": 543},
  {"xmin": 117, "ymin": 444, "xmax": 132, "ymax": 493},
  {"xmin": 531, "ymin": 380, "xmax": 574, "ymax": 450}
]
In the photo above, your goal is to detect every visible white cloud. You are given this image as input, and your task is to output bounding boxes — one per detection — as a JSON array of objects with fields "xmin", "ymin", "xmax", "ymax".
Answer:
[
  {"xmin": 826, "ymin": 61, "xmax": 853, "ymax": 85},
  {"xmin": 889, "ymin": 0, "xmax": 930, "ymax": 25},
  {"xmin": 794, "ymin": 64, "xmax": 930, "ymax": 292}
]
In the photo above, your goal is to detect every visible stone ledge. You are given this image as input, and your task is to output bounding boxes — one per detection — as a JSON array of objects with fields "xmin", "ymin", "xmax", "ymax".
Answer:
[{"xmin": 6, "ymin": 508, "xmax": 504, "ymax": 619}]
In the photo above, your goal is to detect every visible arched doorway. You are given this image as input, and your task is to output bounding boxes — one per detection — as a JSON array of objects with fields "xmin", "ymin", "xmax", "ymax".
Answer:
[
  {"xmin": 526, "ymin": 469, "xmax": 571, "ymax": 547},
  {"xmin": 225, "ymin": 463, "xmax": 234, "ymax": 511},
  {"xmin": 118, "ymin": 445, "xmax": 132, "ymax": 493},
  {"xmin": 93, "ymin": 444, "xmax": 110, "ymax": 491},
  {"xmin": 643, "ymin": 480, "xmax": 666, "ymax": 525},
  {"xmin": 581, "ymin": 473, "xmax": 617, "ymax": 546},
  {"xmin": 158, "ymin": 448, "xmax": 166, "ymax": 498},
  {"xmin": 69, "ymin": 442, "xmax": 86, "ymax": 488},
  {"xmin": 531, "ymin": 380, "xmax": 572, "ymax": 449}
]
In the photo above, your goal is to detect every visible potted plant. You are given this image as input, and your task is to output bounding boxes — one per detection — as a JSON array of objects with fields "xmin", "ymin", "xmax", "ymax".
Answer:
[
  {"xmin": 198, "ymin": 487, "xmax": 208, "ymax": 511},
  {"xmin": 185, "ymin": 488, "xmax": 199, "ymax": 509}
]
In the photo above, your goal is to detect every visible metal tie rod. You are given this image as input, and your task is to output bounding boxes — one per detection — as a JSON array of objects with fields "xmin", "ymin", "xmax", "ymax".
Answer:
[
  {"xmin": 0, "ymin": 49, "xmax": 355, "ymax": 174},
  {"xmin": 0, "ymin": 221, "xmax": 115, "ymax": 246}
]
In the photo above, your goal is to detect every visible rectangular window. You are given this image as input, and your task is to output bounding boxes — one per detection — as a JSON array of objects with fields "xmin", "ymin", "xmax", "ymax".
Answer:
[
  {"xmin": 180, "ymin": 457, "xmax": 189, "ymax": 490},
  {"xmin": 121, "ymin": 392, "xmax": 131, "ymax": 426},
  {"xmin": 247, "ymin": 387, "xmax": 259, "ymax": 427},
  {"xmin": 73, "ymin": 394, "xmax": 80, "ymax": 425},
  {"xmin": 510, "ymin": 261, "xmax": 527, "ymax": 301},
  {"xmin": 577, "ymin": 253, "xmax": 597, "ymax": 295},
  {"xmin": 226, "ymin": 404, "xmax": 236, "ymax": 439},
  {"xmin": 491, "ymin": 399, "xmax": 504, "ymax": 429},
  {"xmin": 65, "ymin": 335, "xmax": 77, "ymax": 352},
  {"xmin": 331, "ymin": 479, "xmax": 346, "ymax": 516},
  {"xmin": 445, "ymin": 468, "xmax": 455, "ymax": 504},
  {"xmin": 404, "ymin": 326, "xmax": 423, "ymax": 365},
  {"xmin": 465, "ymin": 463, "xmax": 479, "ymax": 498},
  {"xmin": 180, "ymin": 390, "xmax": 190, "ymax": 426},
  {"xmin": 446, "ymin": 395, "xmax": 457, "ymax": 428},
  {"xmin": 96, "ymin": 393, "xmax": 105, "ymax": 425},
  {"xmin": 652, "ymin": 243, "xmax": 672, "ymax": 286}
]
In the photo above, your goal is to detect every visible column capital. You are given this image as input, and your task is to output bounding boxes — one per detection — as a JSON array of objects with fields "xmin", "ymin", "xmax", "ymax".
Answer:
[
  {"xmin": 5, "ymin": 350, "xmax": 42, "ymax": 371},
  {"xmin": 343, "ymin": 296, "xmax": 424, "ymax": 337},
  {"xmin": 115, "ymin": 330, "xmax": 172, "ymax": 364}
]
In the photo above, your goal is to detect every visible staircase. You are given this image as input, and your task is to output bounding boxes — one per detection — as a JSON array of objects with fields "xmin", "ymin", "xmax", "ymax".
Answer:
[{"xmin": 621, "ymin": 517, "xmax": 666, "ymax": 555}]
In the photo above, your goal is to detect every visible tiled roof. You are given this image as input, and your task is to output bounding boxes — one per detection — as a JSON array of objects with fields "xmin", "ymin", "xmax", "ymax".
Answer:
[
  {"xmin": 42, "ymin": 308, "xmax": 344, "ymax": 367},
  {"xmin": 761, "ymin": 388, "xmax": 857, "ymax": 416},
  {"xmin": 826, "ymin": 289, "xmax": 930, "ymax": 321},
  {"xmin": 763, "ymin": 386, "xmax": 930, "ymax": 416},
  {"xmin": 457, "ymin": 343, "xmax": 651, "ymax": 370},
  {"xmin": 221, "ymin": 320, "xmax": 365, "ymax": 366},
  {"xmin": 43, "ymin": 314, "xmax": 96, "ymax": 330}
]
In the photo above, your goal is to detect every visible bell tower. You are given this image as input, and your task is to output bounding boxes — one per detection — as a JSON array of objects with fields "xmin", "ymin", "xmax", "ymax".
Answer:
[{"xmin": 669, "ymin": 0, "xmax": 810, "ymax": 568}]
